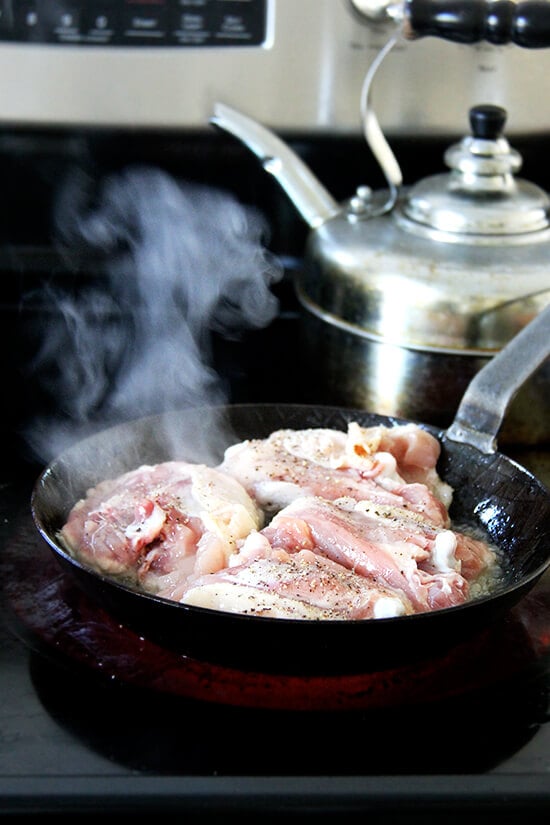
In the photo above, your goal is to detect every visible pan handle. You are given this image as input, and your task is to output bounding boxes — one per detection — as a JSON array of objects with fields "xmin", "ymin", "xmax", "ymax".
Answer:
[{"xmin": 445, "ymin": 303, "xmax": 550, "ymax": 454}]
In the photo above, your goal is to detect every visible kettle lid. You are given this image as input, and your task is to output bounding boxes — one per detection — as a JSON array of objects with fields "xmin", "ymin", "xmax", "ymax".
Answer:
[{"xmin": 400, "ymin": 104, "xmax": 550, "ymax": 240}]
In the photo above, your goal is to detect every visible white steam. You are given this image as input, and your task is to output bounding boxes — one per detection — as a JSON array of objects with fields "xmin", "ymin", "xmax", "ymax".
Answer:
[{"xmin": 24, "ymin": 165, "xmax": 283, "ymax": 463}]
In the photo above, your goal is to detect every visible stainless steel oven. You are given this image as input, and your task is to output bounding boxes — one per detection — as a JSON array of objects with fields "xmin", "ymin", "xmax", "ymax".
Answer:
[{"xmin": 1, "ymin": 1, "xmax": 550, "ymax": 819}]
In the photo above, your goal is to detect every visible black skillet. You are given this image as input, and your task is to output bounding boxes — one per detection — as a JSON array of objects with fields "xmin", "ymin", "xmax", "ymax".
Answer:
[{"xmin": 31, "ymin": 305, "xmax": 550, "ymax": 676}]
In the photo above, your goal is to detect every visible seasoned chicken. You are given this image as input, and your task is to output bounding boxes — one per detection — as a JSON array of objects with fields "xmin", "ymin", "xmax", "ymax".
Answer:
[
  {"xmin": 257, "ymin": 495, "xmax": 495, "ymax": 613},
  {"xmin": 59, "ymin": 421, "xmax": 498, "ymax": 620},
  {"xmin": 218, "ymin": 422, "xmax": 452, "ymax": 527},
  {"xmin": 180, "ymin": 546, "xmax": 413, "ymax": 620},
  {"xmin": 59, "ymin": 461, "xmax": 262, "ymax": 596}
]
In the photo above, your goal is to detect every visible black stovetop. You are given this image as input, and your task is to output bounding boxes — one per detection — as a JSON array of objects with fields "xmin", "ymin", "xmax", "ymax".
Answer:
[{"xmin": 1, "ymin": 129, "xmax": 550, "ymax": 821}]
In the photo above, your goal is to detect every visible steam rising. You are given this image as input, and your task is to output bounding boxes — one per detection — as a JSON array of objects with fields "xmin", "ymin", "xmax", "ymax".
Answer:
[{"xmin": 25, "ymin": 166, "xmax": 282, "ymax": 464}]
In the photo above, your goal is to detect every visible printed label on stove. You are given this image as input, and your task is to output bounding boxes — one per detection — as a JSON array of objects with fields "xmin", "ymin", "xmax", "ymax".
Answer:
[{"xmin": 0, "ymin": 0, "xmax": 268, "ymax": 47}]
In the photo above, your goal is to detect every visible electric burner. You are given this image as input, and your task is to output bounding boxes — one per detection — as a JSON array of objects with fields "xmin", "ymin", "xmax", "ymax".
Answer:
[{"xmin": 4, "ymin": 498, "xmax": 550, "ymax": 713}]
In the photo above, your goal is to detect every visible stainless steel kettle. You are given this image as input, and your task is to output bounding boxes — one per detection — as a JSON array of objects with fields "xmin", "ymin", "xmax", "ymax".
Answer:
[{"xmin": 211, "ymin": 1, "xmax": 550, "ymax": 445}]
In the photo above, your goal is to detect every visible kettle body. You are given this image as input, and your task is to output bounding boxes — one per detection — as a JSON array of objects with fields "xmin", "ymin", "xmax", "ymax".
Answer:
[{"xmin": 298, "ymin": 191, "xmax": 550, "ymax": 443}]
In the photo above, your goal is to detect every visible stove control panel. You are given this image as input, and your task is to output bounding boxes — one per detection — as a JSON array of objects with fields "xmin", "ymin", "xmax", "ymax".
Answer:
[
  {"xmin": 0, "ymin": 0, "xmax": 268, "ymax": 46},
  {"xmin": 1, "ymin": 0, "xmax": 549, "ymax": 133}
]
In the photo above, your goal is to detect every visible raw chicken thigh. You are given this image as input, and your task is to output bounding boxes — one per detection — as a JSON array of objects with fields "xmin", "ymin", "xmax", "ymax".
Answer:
[
  {"xmin": 181, "ymin": 547, "xmax": 414, "ymax": 620},
  {"xmin": 60, "ymin": 461, "xmax": 262, "ymax": 598},
  {"xmin": 218, "ymin": 422, "xmax": 452, "ymax": 527}
]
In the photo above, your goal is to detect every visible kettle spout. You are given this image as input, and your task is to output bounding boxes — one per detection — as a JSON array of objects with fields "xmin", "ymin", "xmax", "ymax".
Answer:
[{"xmin": 211, "ymin": 102, "xmax": 340, "ymax": 229}]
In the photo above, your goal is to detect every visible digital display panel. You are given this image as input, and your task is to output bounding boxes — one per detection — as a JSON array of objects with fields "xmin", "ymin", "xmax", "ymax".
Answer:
[{"xmin": 0, "ymin": 0, "xmax": 268, "ymax": 46}]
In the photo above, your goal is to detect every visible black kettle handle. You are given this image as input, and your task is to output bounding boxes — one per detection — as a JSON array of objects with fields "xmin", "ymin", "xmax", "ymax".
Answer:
[{"xmin": 404, "ymin": 0, "xmax": 550, "ymax": 47}]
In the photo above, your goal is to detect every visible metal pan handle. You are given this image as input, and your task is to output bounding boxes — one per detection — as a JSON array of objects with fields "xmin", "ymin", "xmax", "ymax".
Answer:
[{"xmin": 446, "ymin": 303, "xmax": 550, "ymax": 453}]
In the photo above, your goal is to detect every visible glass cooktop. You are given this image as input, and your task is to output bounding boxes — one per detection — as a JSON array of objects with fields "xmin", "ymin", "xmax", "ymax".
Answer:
[{"xmin": 1, "ymin": 458, "xmax": 549, "ymax": 819}]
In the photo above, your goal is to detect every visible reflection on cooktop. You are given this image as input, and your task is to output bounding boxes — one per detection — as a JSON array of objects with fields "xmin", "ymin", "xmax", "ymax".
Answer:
[{"xmin": 27, "ymin": 650, "xmax": 547, "ymax": 776}]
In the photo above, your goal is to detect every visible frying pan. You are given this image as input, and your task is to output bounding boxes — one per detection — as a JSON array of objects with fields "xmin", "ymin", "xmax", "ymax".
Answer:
[{"xmin": 31, "ymin": 305, "xmax": 550, "ymax": 676}]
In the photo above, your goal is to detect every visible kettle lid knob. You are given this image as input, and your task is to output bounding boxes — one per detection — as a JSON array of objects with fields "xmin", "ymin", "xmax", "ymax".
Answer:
[
  {"xmin": 444, "ymin": 103, "xmax": 522, "ymax": 185},
  {"xmin": 400, "ymin": 104, "xmax": 550, "ymax": 240},
  {"xmin": 469, "ymin": 103, "xmax": 506, "ymax": 140}
]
